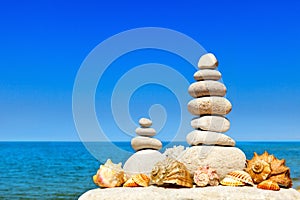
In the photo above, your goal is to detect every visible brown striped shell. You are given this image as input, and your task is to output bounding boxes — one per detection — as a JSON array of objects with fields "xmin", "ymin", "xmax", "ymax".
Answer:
[
  {"xmin": 257, "ymin": 180, "xmax": 280, "ymax": 191},
  {"xmin": 132, "ymin": 174, "xmax": 150, "ymax": 187},
  {"xmin": 227, "ymin": 170, "xmax": 254, "ymax": 186},
  {"xmin": 220, "ymin": 177, "xmax": 245, "ymax": 187},
  {"xmin": 123, "ymin": 177, "xmax": 139, "ymax": 187}
]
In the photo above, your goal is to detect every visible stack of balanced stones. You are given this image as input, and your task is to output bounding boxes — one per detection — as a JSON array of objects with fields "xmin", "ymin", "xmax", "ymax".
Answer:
[
  {"xmin": 186, "ymin": 53, "xmax": 235, "ymax": 147},
  {"xmin": 123, "ymin": 118, "xmax": 165, "ymax": 175},
  {"xmin": 131, "ymin": 118, "xmax": 162, "ymax": 151}
]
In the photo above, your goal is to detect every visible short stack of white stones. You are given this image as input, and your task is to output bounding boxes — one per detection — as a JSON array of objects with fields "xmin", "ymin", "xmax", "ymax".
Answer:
[
  {"xmin": 123, "ymin": 118, "xmax": 165, "ymax": 175},
  {"xmin": 186, "ymin": 53, "xmax": 235, "ymax": 147},
  {"xmin": 131, "ymin": 118, "xmax": 162, "ymax": 151}
]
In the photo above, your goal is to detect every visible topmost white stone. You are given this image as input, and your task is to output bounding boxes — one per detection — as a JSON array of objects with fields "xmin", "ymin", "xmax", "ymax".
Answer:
[
  {"xmin": 139, "ymin": 118, "xmax": 152, "ymax": 127},
  {"xmin": 198, "ymin": 53, "xmax": 218, "ymax": 69}
]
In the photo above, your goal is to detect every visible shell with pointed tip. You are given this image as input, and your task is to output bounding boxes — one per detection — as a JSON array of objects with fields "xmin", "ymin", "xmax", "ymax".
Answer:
[
  {"xmin": 132, "ymin": 174, "xmax": 150, "ymax": 187},
  {"xmin": 151, "ymin": 158, "xmax": 193, "ymax": 188},
  {"xmin": 227, "ymin": 170, "xmax": 254, "ymax": 186},
  {"xmin": 123, "ymin": 177, "xmax": 139, "ymax": 187},
  {"xmin": 245, "ymin": 151, "xmax": 292, "ymax": 188},
  {"xmin": 93, "ymin": 159, "xmax": 125, "ymax": 188},
  {"xmin": 193, "ymin": 166, "xmax": 219, "ymax": 186},
  {"xmin": 257, "ymin": 180, "xmax": 280, "ymax": 191},
  {"xmin": 220, "ymin": 177, "xmax": 245, "ymax": 187}
]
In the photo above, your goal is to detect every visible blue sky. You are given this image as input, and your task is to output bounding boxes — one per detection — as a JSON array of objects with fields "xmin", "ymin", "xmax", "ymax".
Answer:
[{"xmin": 0, "ymin": 0, "xmax": 300, "ymax": 141}]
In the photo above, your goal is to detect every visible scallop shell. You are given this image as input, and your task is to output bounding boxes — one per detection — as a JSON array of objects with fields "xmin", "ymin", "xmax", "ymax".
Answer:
[
  {"xmin": 151, "ymin": 158, "xmax": 193, "ymax": 188},
  {"xmin": 227, "ymin": 170, "xmax": 254, "ymax": 186},
  {"xmin": 257, "ymin": 180, "xmax": 280, "ymax": 191},
  {"xmin": 93, "ymin": 159, "xmax": 125, "ymax": 188},
  {"xmin": 132, "ymin": 174, "xmax": 150, "ymax": 187},
  {"xmin": 123, "ymin": 177, "xmax": 139, "ymax": 187},
  {"xmin": 245, "ymin": 151, "xmax": 292, "ymax": 188},
  {"xmin": 193, "ymin": 171, "xmax": 209, "ymax": 187},
  {"xmin": 220, "ymin": 177, "xmax": 245, "ymax": 187}
]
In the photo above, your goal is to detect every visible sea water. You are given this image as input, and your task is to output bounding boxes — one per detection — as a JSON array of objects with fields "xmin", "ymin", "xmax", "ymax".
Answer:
[{"xmin": 0, "ymin": 142, "xmax": 299, "ymax": 199}]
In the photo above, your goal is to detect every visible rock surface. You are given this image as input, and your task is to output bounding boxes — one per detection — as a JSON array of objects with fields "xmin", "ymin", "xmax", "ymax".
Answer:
[
  {"xmin": 194, "ymin": 69, "xmax": 221, "ymax": 81},
  {"xmin": 198, "ymin": 53, "xmax": 218, "ymax": 69},
  {"xmin": 79, "ymin": 186, "xmax": 300, "ymax": 200},
  {"xmin": 131, "ymin": 136, "xmax": 162, "ymax": 151},
  {"xmin": 188, "ymin": 97, "xmax": 232, "ymax": 115},
  {"xmin": 186, "ymin": 130, "xmax": 235, "ymax": 146},
  {"xmin": 139, "ymin": 118, "xmax": 152, "ymax": 128},
  {"xmin": 123, "ymin": 150, "xmax": 166, "ymax": 175},
  {"xmin": 177, "ymin": 146, "xmax": 245, "ymax": 179},
  {"xmin": 135, "ymin": 127, "xmax": 156, "ymax": 137},
  {"xmin": 191, "ymin": 116, "xmax": 230, "ymax": 132},
  {"xmin": 188, "ymin": 81, "xmax": 226, "ymax": 98}
]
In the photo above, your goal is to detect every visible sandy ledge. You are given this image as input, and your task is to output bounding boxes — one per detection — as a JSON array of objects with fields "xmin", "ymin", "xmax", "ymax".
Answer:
[{"xmin": 79, "ymin": 186, "xmax": 300, "ymax": 200}]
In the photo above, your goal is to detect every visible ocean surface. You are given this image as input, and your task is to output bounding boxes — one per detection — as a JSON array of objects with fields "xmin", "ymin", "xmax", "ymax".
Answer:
[{"xmin": 0, "ymin": 142, "xmax": 299, "ymax": 199}]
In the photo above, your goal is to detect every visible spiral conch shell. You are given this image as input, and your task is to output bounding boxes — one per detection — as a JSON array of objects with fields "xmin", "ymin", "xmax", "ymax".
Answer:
[
  {"xmin": 193, "ymin": 166, "xmax": 219, "ymax": 187},
  {"xmin": 151, "ymin": 158, "xmax": 193, "ymax": 188},
  {"xmin": 93, "ymin": 159, "xmax": 125, "ymax": 188},
  {"xmin": 245, "ymin": 151, "xmax": 292, "ymax": 188}
]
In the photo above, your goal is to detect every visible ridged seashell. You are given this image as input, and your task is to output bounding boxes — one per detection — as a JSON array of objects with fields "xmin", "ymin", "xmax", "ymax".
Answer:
[
  {"xmin": 132, "ymin": 174, "xmax": 150, "ymax": 187},
  {"xmin": 194, "ymin": 171, "xmax": 209, "ymax": 187},
  {"xmin": 220, "ymin": 177, "xmax": 245, "ymax": 187},
  {"xmin": 257, "ymin": 180, "xmax": 280, "ymax": 191},
  {"xmin": 193, "ymin": 166, "xmax": 219, "ymax": 187},
  {"xmin": 93, "ymin": 159, "xmax": 125, "ymax": 188},
  {"xmin": 227, "ymin": 170, "xmax": 254, "ymax": 186},
  {"xmin": 123, "ymin": 177, "xmax": 139, "ymax": 187},
  {"xmin": 245, "ymin": 151, "xmax": 292, "ymax": 188},
  {"xmin": 151, "ymin": 158, "xmax": 193, "ymax": 188}
]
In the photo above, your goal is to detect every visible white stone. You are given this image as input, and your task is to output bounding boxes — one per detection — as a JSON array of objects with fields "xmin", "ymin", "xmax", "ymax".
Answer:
[
  {"xmin": 79, "ymin": 186, "xmax": 300, "ymax": 200},
  {"xmin": 198, "ymin": 53, "xmax": 218, "ymax": 69},
  {"xmin": 188, "ymin": 80, "xmax": 226, "ymax": 98},
  {"xmin": 186, "ymin": 130, "xmax": 235, "ymax": 146},
  {"xmin": 194, "ymin": 69, "xmax": 221, "ymax": 81},
  {"xmin": 131, "ymin": 136, "xmax": 162, "ymax": 151},
  {"xmin": 191, "ymin": 116, "xmax": 230, "ymax": 132},
  {"xmin": 188, "ymin": 97, "xmax": 232, "ymax": 115},
  {"xmin": 139, "ymin": 118, "xmax": 152, "ymax": 127},
  {"xmin": 177, "ymin": 146, "xmax": 245, "ymax": 179},
  {"xmin": 135, "ymin": 127, "xmax": 156, "ymax": 137},
  {"xmin": 123, "ymin": 150, "xmax": 165, "ymax": 175}
]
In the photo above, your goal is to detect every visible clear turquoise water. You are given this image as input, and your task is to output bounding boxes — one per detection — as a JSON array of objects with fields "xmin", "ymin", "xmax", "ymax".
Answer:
[{"xmin": 0, "ymin": 142, "xmax": 299, "ymax": 199}]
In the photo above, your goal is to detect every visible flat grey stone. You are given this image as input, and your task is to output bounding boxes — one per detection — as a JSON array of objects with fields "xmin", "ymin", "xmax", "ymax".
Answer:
[
  {"xmin": 194, "ymin": 69, "xmax": 221, "ymax": 81},
  {"xmin": 188, "ymin": 97, "xmax": 232, "ymax": 115},
  {"xmin": 131, "ymin": 136, "xmax": 162, "ymax": 151},
  {"xmin": 188, "ymin": 80, "xmax": 226, "ymax": 98},
  {"xmin": 191, "ymin": 116, "xmax": 230, "ymax": 132},
  {"xmin": 135, "ymin": 127, "xmax": 156, "ymax": 137},
  {"xmin": 198, "ymin": 53, "xmax": 218, "ymax": 69},
  {"xmin": 186, "ymin": 130, "xmax": 235, "ymax": 146},
  {"xmin": 139, "ymin": 118, "xmax": 152, "ymax": 127}
]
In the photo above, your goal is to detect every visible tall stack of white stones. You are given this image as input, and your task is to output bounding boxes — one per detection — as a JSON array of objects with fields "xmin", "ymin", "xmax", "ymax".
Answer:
[
  {"xmin": 186, "ymin": 53, "xmax": 235, "ymax": 146},
  {"xmin": 177, "ymin": 53, "xmax": 246, "ymax": 179}
]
